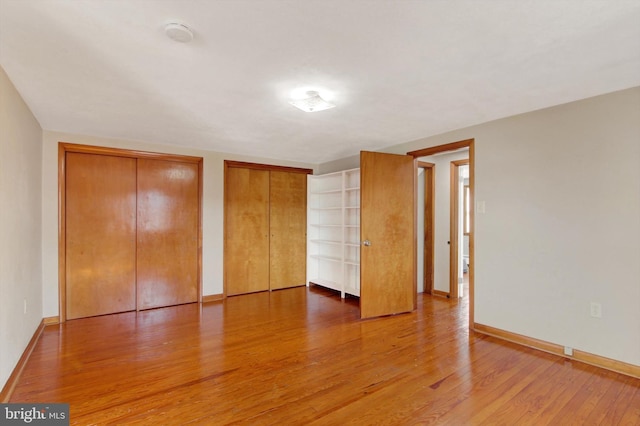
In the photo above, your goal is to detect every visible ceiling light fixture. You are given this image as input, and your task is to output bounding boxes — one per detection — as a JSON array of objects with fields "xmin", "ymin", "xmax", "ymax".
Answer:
[
  {"xmin": 164, "ymin": 23, "xmax": 194, "ymax": 43},
  {"xmin": 289, "ymin": 91, "xmax": 335, "ymax": 112}
]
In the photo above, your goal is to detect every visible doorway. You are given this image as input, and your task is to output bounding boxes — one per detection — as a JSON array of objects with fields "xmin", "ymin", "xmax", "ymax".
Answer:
[
  {"xmin": 417, "ymin": 161, "xmax": 435, "ymax": 295},
  {"xmin": 408, "ymin": 139, "xmax": 475, "ymax": 327},
  {"xmin": 450, "ymin": 160, "xmax": 469, "ymax": 300}
]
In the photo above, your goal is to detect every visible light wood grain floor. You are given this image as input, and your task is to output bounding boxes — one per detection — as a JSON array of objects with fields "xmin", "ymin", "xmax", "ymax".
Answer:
[{"xmin": 10, "ymin": 285, "xmax": 640, "ymax": 425}]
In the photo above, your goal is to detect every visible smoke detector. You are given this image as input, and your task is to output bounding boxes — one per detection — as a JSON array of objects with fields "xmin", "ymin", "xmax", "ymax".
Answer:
[{"xmin": 164, "ymin": 23, "xmax": 194, "ymax": 43}]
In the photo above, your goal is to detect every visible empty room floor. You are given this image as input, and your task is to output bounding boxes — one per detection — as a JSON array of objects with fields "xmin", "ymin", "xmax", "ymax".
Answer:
[{"xmin": 10, "ymin": 286, "xmax": 640, "ymax": 425}]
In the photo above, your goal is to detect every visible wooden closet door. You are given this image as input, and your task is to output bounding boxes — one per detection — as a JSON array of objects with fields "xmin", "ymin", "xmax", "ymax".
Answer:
[
  {"xmin": 66, "ymin": 152, "xmax": 137, "ymax": 320},
  {"xmin": 136, "ymin": 159, "xmax": 199, "ymax": 310},
  {"xmin": 225, "ymin": 167, "xmax": 270, "ymax": 295},
  {"xmin": 269, "ymin": 171, "xmax": 307, "ymax": 290}
]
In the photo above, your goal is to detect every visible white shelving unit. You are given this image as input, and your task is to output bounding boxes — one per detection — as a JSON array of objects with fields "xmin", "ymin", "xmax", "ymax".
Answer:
[{"xmin": 307, "ymin": 168, "xmax": 360, "ymax": 297}]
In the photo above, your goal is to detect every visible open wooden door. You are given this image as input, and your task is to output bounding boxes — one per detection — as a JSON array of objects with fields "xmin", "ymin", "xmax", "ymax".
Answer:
[{"xmin": 360, "ymin": 151, "xmax": 416, "ymax": 319}]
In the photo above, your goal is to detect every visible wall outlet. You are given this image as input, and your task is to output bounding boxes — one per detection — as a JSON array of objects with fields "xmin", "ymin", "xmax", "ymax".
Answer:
[
  {"xmin": 590, "ymin": 302, "xmax": 602, "ymax": 318},
  {"xmin": 24, "ymin": 298, "xmax": 27, "ymax": 315},
  {"xmin": 563, "ymin": 346, "xmax": 573, "ymax": 356}
]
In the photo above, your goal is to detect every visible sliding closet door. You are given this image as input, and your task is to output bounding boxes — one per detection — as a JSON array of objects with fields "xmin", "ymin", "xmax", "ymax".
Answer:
[
  {"xmin": 224, "ymin": 166, "xmax": 270, "ymax": 295},
  {"xmin": 269, "ymin": 171, "xmax": 307, "ymax": 290},
  {"xmin": 65, "ymin": 152, "xmax": 137, "ymax": 320},
  {"xmin": 136, "ymin": 159, "xmax": 199, "ymax": 310}
]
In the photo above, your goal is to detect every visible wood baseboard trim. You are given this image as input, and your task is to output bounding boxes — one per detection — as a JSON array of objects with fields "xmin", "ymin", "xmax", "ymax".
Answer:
[
  {"xmin": 43, "ymin": 316, "xmax": 60, "ymax": 325},
  {"xmin": 432, "ymin": 289, "xmax": 450, "ymax": 299},
  {"xmin": 0, "ymin": 319, "xmax": 46, "ymax": 403},
  {"xmin": 202, "ymin": 294, "xmax": 224, "ymax": 303},
  {"xmin": 474, "ymin": 323, "xmax": 640, "ymax": 379},
  {"xmin": 572, "ymin": 348, "xmax": 640, "ymax": 379}
]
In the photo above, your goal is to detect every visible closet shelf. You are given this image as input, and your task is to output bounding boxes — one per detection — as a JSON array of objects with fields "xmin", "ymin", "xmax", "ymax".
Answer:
[
  {"xmin": 309, "ymin": 278, "xmax": 340, "ymax": 291},
  {"xmin": 310, "ymin": 239, "xmax": 342, "ymax": 245},
  {"xmin": 310, "ymin": 189, "xmax": 342, "ymax": 195},
  {"xmin": 310, "ymin": 254, "xmax": 342, "ymax": 263},
  {"xmin": 307, "ymin": 168, "xmax": 361, "ymax": 298}
]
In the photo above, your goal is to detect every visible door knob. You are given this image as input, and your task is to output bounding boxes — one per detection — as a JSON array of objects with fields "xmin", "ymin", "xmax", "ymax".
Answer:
[{"xmin": 362, "ymin": 239, "xmax": 371, "ymax": 247}]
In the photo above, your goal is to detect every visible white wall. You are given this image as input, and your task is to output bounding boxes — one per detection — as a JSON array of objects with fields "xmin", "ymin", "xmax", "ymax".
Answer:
[
  {"xmin": 41, "ymin": 131, "xmax": 316, "ymax": 318},
  {"xmin": 319, "ymin": 153, "xmax": 359, "ymax": 174},
  {"xmin": 0, "ymin": 67, "xmax": 43, "ymax": 388},
  {"xmin": 324, "ymin": 87, "xmax": 639, "ymax": 366}
]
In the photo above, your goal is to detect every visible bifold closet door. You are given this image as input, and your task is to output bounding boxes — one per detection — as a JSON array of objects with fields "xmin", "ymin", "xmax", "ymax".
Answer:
[
  {"xmin": 136, "ymin": 159, "xmax": 199, "ymax": 310},
  {"xmin": 65, "ymin": 153, "xmax": 137, "ymax": 320},
  {"xmin": 225, "ymin": 167, "xmax": 270, "ymax": 295},
  {"xmin": 269, "ymin": 171, "xmax": 307, "ymax": 290}
]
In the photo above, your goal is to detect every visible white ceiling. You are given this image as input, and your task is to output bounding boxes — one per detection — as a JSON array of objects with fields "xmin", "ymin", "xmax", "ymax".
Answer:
[{"xmin": 1, "ymin": 1, "xmax": 639, "ymax": 164}]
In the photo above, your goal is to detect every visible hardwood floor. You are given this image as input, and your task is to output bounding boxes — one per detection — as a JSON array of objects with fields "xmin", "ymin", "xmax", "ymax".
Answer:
[{"xmin": 10, "ymin": 286, "xmax": 640, "ymax": 425}]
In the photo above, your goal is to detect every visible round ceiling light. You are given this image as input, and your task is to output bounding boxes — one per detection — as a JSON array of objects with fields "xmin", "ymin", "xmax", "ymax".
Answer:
[{"xmin": 164, "ymin": 23, "xmax": 194, "ymax": 43}]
